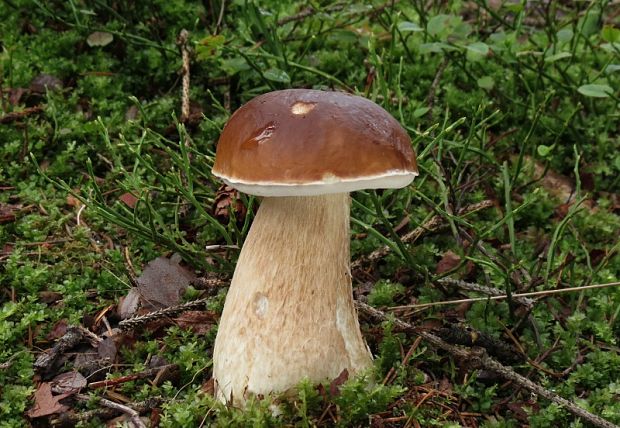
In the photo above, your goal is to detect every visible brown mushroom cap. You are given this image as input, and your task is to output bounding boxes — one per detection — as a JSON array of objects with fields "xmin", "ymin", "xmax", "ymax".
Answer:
[{"xmin": 212, "ymin": 89, "xmax": 418, "ymax": 196}]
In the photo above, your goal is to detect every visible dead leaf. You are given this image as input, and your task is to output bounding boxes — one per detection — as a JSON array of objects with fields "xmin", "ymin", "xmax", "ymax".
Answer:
[
  {"xmin": 29, "ymin": 73, "xmax": 63, "ymax": 94},
  {"xmin": 438, "ymin": 377, "xmax": 453, "ymax": 394},
  {"xmin": 137, "ymin": 255, "xmax": 196, "ymax": 310},
  {"xmin": 329, "ymin": 368, "xmax": 349, "ymax": 396},
  {"xmin": 27, "ymin": 382, "xmax": 71, "ymax": 418},
  {"xmin": 213, "ymin": 185, "xmax": 246, "ymax": 221},
  {"xmin": 436, "ymin": 250, "xmax": 461, "ymax": 274},
  {"xmin": 46, "ymin": 319, "xmax": 69, "ymax": 340},
  {"xmin": 97, "ymin": 336, "xmax": 118, "ymax": 361},
  {"xmin": 119, "ymin": 192, "xmax": 138, "ymax": 208},
  {"xmin": 125, "ymin": 105, "xmax": 139, "ymax": 121},
  {"xmin": 51, "ymin": 371, "xmax": 87, "ymax": 394},
  {"xmin": 66, "ymin": 194, "xmax": 82, "ymax": 208},
  {"xmin": 105, "ymin": 390, "xmax": 132, "ymax": 403},
  {"xmin": 173, "ymin": 311, "xmax": 217, "ymax": 335},
  {"xmin": 0, "ymin": 203, "xmax": 22, "ymax": 224},
  {"xmin": 8, "ymin": 87, "xmax": 26, "ymax": 106},
  {"xmin": 202, "ymin": 378, "xmax": 215, "ymax": 396},
  {"xmin": 87, "ymin": 31, "xmax": 114, "ymax": 47},
  {"xmin": 506, "ymin": 400, "xmax": 540, "ymax": 422},
  {"xmin": 1, "ymin": 243, "xmax": 13, "ymax": 257},
  {"xmin": 39, "ymin": 291, "xmax": 63, "ymax": 304},
  {"xmin": 117, "ymin": 287, "xmax": 141, "ymax": 319}
]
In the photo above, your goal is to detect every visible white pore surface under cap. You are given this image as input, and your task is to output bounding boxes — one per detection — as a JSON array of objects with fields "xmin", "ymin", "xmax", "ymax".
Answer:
[{"xmin": 217, "ymin": 170, "xmax": 419, "ymax": 197}]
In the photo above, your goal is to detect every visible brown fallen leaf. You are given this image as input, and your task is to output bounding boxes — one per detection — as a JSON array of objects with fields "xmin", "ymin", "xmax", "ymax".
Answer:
[
  {"xmin": 119, "ymin": 192, "xmax": 138, "ymax": 209},
  {"xmin": 1, "ymin": 243, "xmax": 13, "ymax": 257},
  {"xmin": 27, "ymin": 382, "xmax": 71, "ymax": 418},
  {"xmin": 66, "ymin": 193, "xmax": 83, "ymax": 208},
  {"xmin": 97, "ymin": 336, "xmax": 118, "ymax": 361},
  {"xmin": 201, "ymin": 378, "xmax": 215, "ymax": 396},
  {"xmin": 137, "ymin": 255, "xmax": 196, "ymax": 310},
  {"xmin": 117, "ymin": 287, "xmax": 141, "ymax": 319},
  {"xmin": 8, "ymin": 87, "xmax": 26, "ymax": 106},
  {"xmin": 0, "ymin": 203, "xmax": 22, "ymax": 224},
  {"xmin": 436, "ymin": 250, "xmax": 461, "ymax": 274},
  {"xmin": 29, "ymin": 73, "xmax": 63, "ymax": 94},
  {"xmin": 213, "ymin": 185, "xmax": 247, "ymax": 221},
  {"xmin": 173, "ymin": 311, "xmax": 217, "ymax": 335},
  {"xmin": 46, "ymin": 319, "xmax": 69, "ymax": 340},
  {"xmin": 51, "ymin": 371, "xmax": 87, "ymax": 394},
  {"xmin": 39, "ymin": 291, "xmax": 63, "ymax": 304},
  {"xmin": 328, "ymin": 368, "xmax": 349, "ymax": 397},
  {"xmin": 518, "ymin": 155, "xmax": 574, "ymax": 203}
]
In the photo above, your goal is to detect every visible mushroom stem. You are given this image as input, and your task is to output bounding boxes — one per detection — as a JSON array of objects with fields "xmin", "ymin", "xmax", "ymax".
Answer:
[{"xmin": 213, "ymin": 193, "xmax": 373, "ymax": 404}]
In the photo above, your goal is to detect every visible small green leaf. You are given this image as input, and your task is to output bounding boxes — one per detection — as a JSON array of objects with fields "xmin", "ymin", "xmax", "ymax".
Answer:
[
  {"xmin": 466, "ymin": 42, "xmax": 490, "ymax": 62},
  {"xmin": 397, "ymin": 21, "xmax": 422, "ymax": 33},
  {"xmin": 577, "ymin": 84, "xmax": 613, "ymax": 98},
  {"xmin": 556, "ymin": 28, "xmax": 574, "ymax": 43},
  {"xmin": 328, "ymin": 30, "xmax": 357, "ymax": 44},
  {"xmin": 196, "ymin": 35, "xmax": 226, "ymax": 61},
  {"xmin": 477, "ymin": 76, "xmax": 494, "ymax": 90},
  {"xmin": 86, "ymin": 31, "xmax": 113, "ymax": 47},
  {"xmin": 601, "ymin": 42, "xmax": 620, "ymax": 53},
  {"xmin": 537, "ymin": 144, "xmax": 553, "ymax": 157},
  {"xmin": 419, "ymin": 42, "xmax": 453, "ymax": 54},
  {"xmin": 220, "ymin": 57, "xmax": 250, "ymax": 75},
  {"xmin": 545, "ymin": 52, "xmax": 572, "ymax": 63},
  {"xmin": 606, "ymin": 64, "xmax": 620, "ymax": 74},
  {"xmin": 427, "ymin": 15, "xmax": 450, "ymax": 36},
  {"xmin": 504, "ymin": 3, "xmax": 523, "ymax": 12},
  {"xmin": 579, "ymin": 11, "xmax": 600, "ymax": 37},
  {"xmin": 601, "ymin": 25, "xmax": 620, "ymax": 43},
  {"xmin": 263, "ymin": 68, "xmax": 290, "ymax": 83},
  {"xmin": 413, "ymin": 107, "xmax": 430, "ymax": 118}
]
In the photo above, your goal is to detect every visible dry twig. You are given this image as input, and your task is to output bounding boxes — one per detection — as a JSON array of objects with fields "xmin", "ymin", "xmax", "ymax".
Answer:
[
  {"xmin": 34, "ymin": 326, "xmax": 84, "ymax": 371},
  {"xmin": 393, "ymin": 280, "xmax": 620, "ymax": 310},
  {"xmin": 88, "ymin": 364, "xmax": 177, "ymax": 389},
  {"xmin": 0, "ymin": 106, "xmax": 44, "ymax": 124},
  {"xmin": 119, "ymin": 298, "xmax": 209, "ymax": 332},
  {"xmin": 177, "ymin": 29, "xmax": 191, "ymax": 122}
]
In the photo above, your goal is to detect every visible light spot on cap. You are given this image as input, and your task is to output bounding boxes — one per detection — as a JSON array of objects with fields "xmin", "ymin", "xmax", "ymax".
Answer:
[
  {"xmin": 291, "ymin": 102, "xmax": 316, "ymax": 115},
  {"xmin": 321, "ymin": 172, "xmax": 338, "ymax": 183}
]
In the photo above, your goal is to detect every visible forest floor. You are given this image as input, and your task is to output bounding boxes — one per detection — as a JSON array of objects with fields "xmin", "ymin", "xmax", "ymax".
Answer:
[{"xmin": 1, "ymin": 1, "xmax": 619, "ymax": 427}]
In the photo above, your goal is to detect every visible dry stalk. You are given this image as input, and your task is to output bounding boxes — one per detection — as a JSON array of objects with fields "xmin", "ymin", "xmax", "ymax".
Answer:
[
  {"xmin": 0, "ymin": 105, "xmax": 44, "ymax": 124},
  {"xmin": 392, "ymin": 280, "xmax": 620, "ymax": 310},
  {"xmin": 118, "ymin": 298, "xmax": 209, "ymax": 332},
  {"xmin": 177, "ymin": 29, "xmax": 191, "ymax": 122}
]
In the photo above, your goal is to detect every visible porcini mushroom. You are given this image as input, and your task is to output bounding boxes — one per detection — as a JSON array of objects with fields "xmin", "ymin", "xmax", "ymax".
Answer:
[{"xmin": 211, "ymin": 89, "xmax": 418, "ymax": 404}]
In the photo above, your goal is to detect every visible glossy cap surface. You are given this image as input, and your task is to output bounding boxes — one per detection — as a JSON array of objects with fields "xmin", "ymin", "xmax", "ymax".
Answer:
[{"xmin": 212, "ymin": 89, "xmax": 418, "ymax": 196}]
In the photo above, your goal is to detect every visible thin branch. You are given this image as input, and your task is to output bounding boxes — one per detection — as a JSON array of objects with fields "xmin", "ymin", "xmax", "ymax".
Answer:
[
  {"xmin": 118, "ymin": 298, "xmax": 209, "ymax": 331},
  {"xmin": 96, "ymin": 397, "xmax": 146, "ymax": 428},
  {"xmin": 0, "ymin": 106, "xmax": 44, "ymax": 124},
  {"xmin": 392, "ymin": 280, "xmax": 620, "ymax": 310},
  {"xmin": 34, "ymin": 326, "xmax": 84, "ymax": 371},
  {"xmin": 177, "ymin": 29, "xmax": 191, "ymax": 122},
  {"xmin": 88, "ymin": 364, "xmax": 178, "ymax": 389}
]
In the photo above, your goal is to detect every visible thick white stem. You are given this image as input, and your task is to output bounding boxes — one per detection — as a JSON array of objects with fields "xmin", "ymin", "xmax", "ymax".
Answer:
[{"xmin": 213, "ymin": 194, "xmax": 372, "ymax": 404}]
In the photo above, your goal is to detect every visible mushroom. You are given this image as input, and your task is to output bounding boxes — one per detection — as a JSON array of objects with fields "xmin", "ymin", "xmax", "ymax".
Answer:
[{"xmin": 211, "ymin": 89, "xmax": 418, "ymax": 404}]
